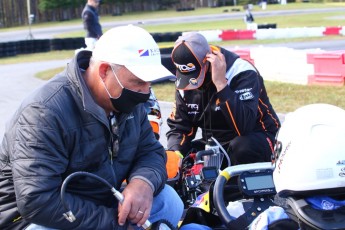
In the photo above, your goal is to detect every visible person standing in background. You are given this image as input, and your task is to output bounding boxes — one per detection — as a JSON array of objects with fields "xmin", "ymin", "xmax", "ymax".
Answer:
[
  {"xmin": 243, "ymin": 4, "xmax": 256, "ymax": 30},
  {"xmin": 82, "ymin": 0, "xmax": 103, "ymax": 50}
]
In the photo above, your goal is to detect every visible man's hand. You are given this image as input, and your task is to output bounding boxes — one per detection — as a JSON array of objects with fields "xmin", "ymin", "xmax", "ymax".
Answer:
[
  {"xmin": 206, "ymin": 50, "xmax": 227, "ymax": 92},
  {"xmin": 118, "ymin": 178, "xmax": 153, "ymax": 227}
]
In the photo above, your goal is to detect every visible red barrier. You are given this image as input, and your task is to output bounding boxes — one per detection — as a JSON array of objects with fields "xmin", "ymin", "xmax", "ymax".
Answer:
[
  {"xmin": 219, "ymin": 30, "xmax": 255, "ymax": 40},
  {"xmin": 308, "ymin": 73, "xmax": 345, "ymax": 86},
  {"xmin": 307, "ymin": 51, "xmax": 345, "ymax": 86},
  {"xmin": 231, "ymin": 49, "xmax": 255, "ymax": 65},
  {"xmin": 323, "ymin": 26, "xmax": 342, "ymax": 35}
]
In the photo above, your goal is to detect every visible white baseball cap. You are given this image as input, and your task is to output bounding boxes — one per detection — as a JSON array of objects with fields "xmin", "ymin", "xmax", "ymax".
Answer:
[{"xmin": 92, "ymin": 24, "xmax": 175, "ymax": 82}]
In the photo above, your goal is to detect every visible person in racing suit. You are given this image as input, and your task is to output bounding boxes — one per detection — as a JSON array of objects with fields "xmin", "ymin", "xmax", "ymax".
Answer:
[{"xmin": 167, "ymin": 32, "xmax": 280, "ymax": 166}]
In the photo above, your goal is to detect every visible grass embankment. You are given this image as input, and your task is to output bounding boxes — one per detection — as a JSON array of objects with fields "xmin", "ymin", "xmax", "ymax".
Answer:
[{"xmin": 150, "ymin": 81, "xmax": 345, "ymax": 114}]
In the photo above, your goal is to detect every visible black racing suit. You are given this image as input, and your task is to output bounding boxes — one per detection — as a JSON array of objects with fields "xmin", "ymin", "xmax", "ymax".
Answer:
[{"xmin": 167, "ymin": 47, "xmax": 280, "ymax": 165}]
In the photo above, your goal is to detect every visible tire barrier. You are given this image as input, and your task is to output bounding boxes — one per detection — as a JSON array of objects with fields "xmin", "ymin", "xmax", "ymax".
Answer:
[
  {"xmin": 257, "ymin": 23, "xmax": 277, "ymax": 29},
  {"xmin": 0, "ymin": 32, "xmax": 181, "ymax": 58},
  {"xmin": 1, "ymin": 26, "xmax": 345, "ymax": 58},
  {"xmin": 151, "ymin": 32, "xmax": 182, "ymax": 43},
  {"xmin": 50, "ymin": 37, "xmax": 85, "ymax": 51},
  {"xmin": 161, "ymin": 53, "xmax": 175, "ymax": 75},
  {"xmin": 160, "ymin": 47, "xmax": 173, "ymax": 55},
  {"xmin": 0, "ymin": 41, "xmax": 17, "ymax": 58},
  {"xmin": 176, "ymin": 7, "xmax": 195, "ymax": 12}
]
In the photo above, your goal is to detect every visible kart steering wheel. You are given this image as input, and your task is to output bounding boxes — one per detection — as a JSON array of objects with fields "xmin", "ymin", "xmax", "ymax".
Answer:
[{"xmin": 213, "ymin": 162, "xmax": 275, "ymax": 228}]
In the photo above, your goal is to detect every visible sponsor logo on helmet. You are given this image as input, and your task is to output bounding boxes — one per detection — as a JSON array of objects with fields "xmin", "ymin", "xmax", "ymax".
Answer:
[
  {"xmin": 277, "ymin": 141, "xmax": 291, "ymax": 173},
  {"xmin": 239, "ymin": 92, "xmax": 254, "ymax": 101},
  {"xmin": 189, "ymin": 78, "xmax": 198, "ymax": 85},
  {"xmin": 340, "ymin": 167, "xmax": 345, "ymax": 177},
  {"xmin": 174, "ymin": 62, "xmax": 196, "ymax": 73},
  {"xmin": 336, "ymin": 160, "xmax": 345, "ymax": 165},
  {"xmin": 321, "ymin": 200, "xmax": 335, "ymax": 210}
]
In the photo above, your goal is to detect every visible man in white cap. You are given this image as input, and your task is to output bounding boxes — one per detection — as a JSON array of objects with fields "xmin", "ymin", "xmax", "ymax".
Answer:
[
  {"xmin": 167, "ymin": 32, "xmax": 280, "ymax": 166},
  {"xmin": 0, "ymin": 25, "xmax": 182, "ymax": 230}
]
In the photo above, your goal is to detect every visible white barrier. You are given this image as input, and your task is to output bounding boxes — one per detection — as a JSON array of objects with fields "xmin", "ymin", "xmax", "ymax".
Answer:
[
  {"xmin": 340, "ymin": 26, "xmax": 345, "ymax": 36},
  {"xmin": 250, "ymin": 47, "xmax": 320, "ymax": 85},
  {"xmin": 255, "ymin": 27, "xmax": 325, "ymax": 40},
  {"xmin": 182, "ymin": 30, "xmax": 223, "ymax": 42}
]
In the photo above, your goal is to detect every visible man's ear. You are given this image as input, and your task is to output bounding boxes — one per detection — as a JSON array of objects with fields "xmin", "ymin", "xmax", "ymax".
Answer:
[{"xmin": 98, "ymin": 62, "xmax": 110, "ymax": 81}]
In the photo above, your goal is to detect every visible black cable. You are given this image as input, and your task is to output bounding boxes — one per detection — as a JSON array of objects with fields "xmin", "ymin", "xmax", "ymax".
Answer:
[
  {"xmin": 60, "ymin": 172, "xmax": 171, "ymax": 230},
  {"xmin": 60, "ymin": 171, "xmax": 119, "ymax": 223}
]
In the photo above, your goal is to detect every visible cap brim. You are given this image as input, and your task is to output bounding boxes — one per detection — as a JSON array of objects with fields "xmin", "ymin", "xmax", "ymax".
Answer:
[
  {"xmin": 175, "ymin": 64, "xmax": 207, "ymax": 90},
  {"xmin": 126, "ymin": 64, "xmax": 176, "ymax": 83}
]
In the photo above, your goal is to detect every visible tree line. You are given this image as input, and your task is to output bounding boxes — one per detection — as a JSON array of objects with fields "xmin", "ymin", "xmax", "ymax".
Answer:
[{"xmin": 0, "ymin": 0, "xmax": 234, "ymax": 28}]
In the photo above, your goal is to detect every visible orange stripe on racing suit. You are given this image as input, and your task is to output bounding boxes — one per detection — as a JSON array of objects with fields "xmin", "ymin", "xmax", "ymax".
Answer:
[
  {"xmin": 179, "ymin": 127, "xmax": 194, "ymax": 146},
  {"xmin": 257, "ymin": 106, "xmax": 267, "ymax": 131},
  {"xmin": 225, "ymin": 101, "xmax": 241, "ymax": 136},
  {"xmin": 259, "ymin": 98, "xmax": 280, "ymax": 128}
]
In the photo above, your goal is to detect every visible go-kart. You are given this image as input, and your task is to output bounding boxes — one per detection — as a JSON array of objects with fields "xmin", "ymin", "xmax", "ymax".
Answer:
[
  {"xmin": 179, "ymin": 162, "xmax": 277, "ymax": 229},
  {"xmin": 177, "ymin": 154, "xmax": 345, "ymax": 230}
]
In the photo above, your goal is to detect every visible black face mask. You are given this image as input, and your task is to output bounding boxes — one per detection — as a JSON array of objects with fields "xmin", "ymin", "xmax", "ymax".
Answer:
[
  {"xmin": 110, "ymin": 88, "xmax": 149, "ymax": 114},
  {"xmin": 104, "ymin": 65, "xmax": 150, "ymax": 114}
]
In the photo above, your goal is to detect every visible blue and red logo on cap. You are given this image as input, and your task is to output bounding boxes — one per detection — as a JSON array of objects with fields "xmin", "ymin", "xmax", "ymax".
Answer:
[
  {"xmin": 138, "ymin": 48, "xmax": 160, "ymax": 57},
  {"xmin": 138, "ymin": 49, "xmax": 149, "ymax": 57}
]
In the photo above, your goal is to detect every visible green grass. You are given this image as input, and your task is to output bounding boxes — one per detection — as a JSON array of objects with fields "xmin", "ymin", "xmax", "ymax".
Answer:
[
  {"xmin": 35, "ymin": 66, "xmax": 66, "ymax": 80},
  {"xmin": 151, "ymin": 81, "xmax": 345, "ymax": 113},
  {"xmin": 0, "ymin": 50, "xmax": 74, "ymax": 65},
  {"xmin": 56, "ymin": 10, "xmax": 345, "ymax": 38},
  {"xmin": 33, "ymin": 69, "xmax": 345, "ymax": 113}
]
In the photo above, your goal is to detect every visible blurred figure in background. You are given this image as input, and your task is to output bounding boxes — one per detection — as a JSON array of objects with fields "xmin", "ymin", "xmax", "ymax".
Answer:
[
  {"xmin": 82, "ymin": 0, "xmax": 103, "ymax": 50},
  {"xmin": 243, "ymin": 4, "xmax": 257, "ymax": 30}
]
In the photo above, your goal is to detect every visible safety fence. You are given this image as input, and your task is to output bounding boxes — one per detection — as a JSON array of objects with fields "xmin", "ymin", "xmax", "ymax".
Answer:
[
  {"xmin": 307, "ymin": 51, "xmax": 345, "ymax": 86},
  {"xmin": 1, "ymin": 29, "xmax": 344, "ymax": 86},
  {"xmin": 161, "ymin": 46, "xmax": 345, "ymax": 86},
  {"xmin": 0, "ymin": 33, "xmax": 183, "ymax": 58},
  {"xmin": 234, "ymin": 47, "xmax": 345, "ymax": 86},
  {"xmin": 1, "ymin": 27, "xmax": 344, "ymax": 58},
  {"xmin": 0, "ymin": 38, "xmax": 85, "ymax": 58},
  {"xmin": 197, "ymin": 26, "xmax": 345, "ymax": 41}
]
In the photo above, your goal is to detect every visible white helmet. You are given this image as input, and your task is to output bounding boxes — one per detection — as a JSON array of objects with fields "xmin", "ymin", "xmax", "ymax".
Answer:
[
  {"xmin": 144, "ymin": 88, "xmax": 162, "ymax": 140},
  {"xmin": 273, "ymin": 103, "xmax": 345, "ymax": 197}
]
